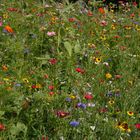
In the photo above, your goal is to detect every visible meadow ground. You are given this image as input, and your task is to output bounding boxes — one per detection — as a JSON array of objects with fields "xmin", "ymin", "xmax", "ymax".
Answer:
[{"xmin": 0, "ymin": 0, "xmax": 140, "ymax": 140}]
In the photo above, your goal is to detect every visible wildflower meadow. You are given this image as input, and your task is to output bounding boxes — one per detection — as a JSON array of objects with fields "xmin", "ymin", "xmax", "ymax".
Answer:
[{"xmin": 0, "ymin": 0, "xmax": 140, "ymax": 139}]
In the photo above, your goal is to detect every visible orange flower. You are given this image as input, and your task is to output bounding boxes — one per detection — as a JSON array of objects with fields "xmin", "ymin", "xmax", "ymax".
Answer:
[
  {"xmin": 4, "ymin": 25, "xmax": 14, "ymax": 33},
  {"xmin": 2, "ymin": 65, "xmax": 8, "ymax": 71},
  {"xmin": 98, "ymin": 8, "xmax": 105, "ymax": 14}
]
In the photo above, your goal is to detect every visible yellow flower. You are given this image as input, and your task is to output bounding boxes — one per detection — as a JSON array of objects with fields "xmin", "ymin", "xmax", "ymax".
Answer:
[
  {"xmin": 124, "ymin": 26, "xmax": 131, "ymax": 30},
  {"xmin": 108, "ymin": 100, "xmax": 115, "ymax": 105},
  {"xmin": 100, "ymin": 35, "xmax": 106, "ymax": 41},
  {"xmin": 117, "ymin": 122, "xmax": 131, "ymax": 132},
  {"xmin": 111, "ymin": 24, "xmax": 116, "ymax": 30},
  {"xmin": 2, "ymin": 65, "xmax": 8, "ymax": 71},
  {"xmin": 128, "ymin": 80, "xmax": 133, "ymax": 85},
  {"xmin": 105, "ymin": 73, "xmax": 112, "ymax": 79},
  {"xmin": 22, "ymin": 78, "xmax": 29, "ymax": 83},
  {"xmin": 36, "ymin": 83, "xmax": 42, "ymax": 89},
  {"xmin": 95, "ymin": 57, "xmax": 101, "ymax": 63},
  {"xmin": 70, "ymin": 95, "xmax": 76, "ymax": 100},
  {"xmin": 135, "ymin": 25, "xmax": 140, "ymax": 31},
  {"xmin": 3, "ymin": 13, "xmax": 8, "ymax": 19},
  {"xmin": 3, "ymin": 78, "xmax": 10, "ymax": 81},
  {"xmin": 6, "ymin": 86, "xmax": 12, "ymax": 91},
  {"xmin": 51, "ymin": 16, "xmax": 57, "ymax": 24},
  {"xmin": 127, "ymin": 111, "xmax": 134, "ymax": 116}
]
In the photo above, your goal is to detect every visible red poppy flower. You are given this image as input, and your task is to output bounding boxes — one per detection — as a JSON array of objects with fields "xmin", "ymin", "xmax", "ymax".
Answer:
[
  {"xmin": 84, "ymin": 93, "xmax": 93, "ymax": 100},
  {"xmin": 133, "ymin": 2, "xmax": 137, "ymax": 6},
  {"xmin": 31, "ymin": 85, "xmax": 36, "ymax": 89},
  {"xmin": 48, "ymin": 85, "xmax": 54, "ymax": 90},
  {"xmin": 44, "ymin": 74, "xmax": 49, "ymax": 79},
  {"xmin": 115, "ymin": 75, "xmax": 122, "ymax": 79},
  {"xmin": 69, "ymin": 18, "xmax": 75, "ymax": 22},
  {"xmin": 114, "ymin": 35, "xmax": 120, "ymax": 39},
  {"xmin": 0, "ymin": 124, "xmax": 5, "ymax": 131},
  {"xmin": 130, "ymin": 13, "xmax": 135, "ymax": 18},
  {"xmin": 56, "ymin": 111, "xmax": 70, "ymax": 118},
  {"xmin": 49, "ymin": 58, "xmax": 57, "ymax": 65},
  {"xmin": 135, "ymin": 123, "xmax": 140, "ymax": 129},
  {"xmin": 7, "ymin": 8, "xmax": 18, "ymax": 12},
  {"xmin": 98, "ymin": 8, "xmax": 105, "ymax": 14},
  {"xmin": 75, "ymin": 68, "xmax": 85, "ymax": 74},
  {"xmin": 120, "ymin": 46, "xmax": 127, "ymax": 51},
  {"xmin": 99, "ymin": 108, "xmax": 108, "ymax": 113},
  {"xmin": 42, "ymin": 136, "xmax": 48, "ymax": 140},
  {"xmin": 87, "ymin": 11, "xmax": 93, "ymax": 16},
  {"xmin": 49, "ymin": 91, "xmax": 54, "ymax": 95}
]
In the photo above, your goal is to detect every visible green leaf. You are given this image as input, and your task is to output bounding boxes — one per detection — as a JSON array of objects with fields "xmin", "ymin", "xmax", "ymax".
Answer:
[
  {"xmin": 10, "ymin": 122, "xmax": 27, "ymax": 136},
  {"xmin": 74, "ymin": 40, "xmax": 81, "ymax": 53},
  {"xmin": 0, "ymin": 111, "xmax": 5, "ymax": 118},
  {"xmin": 34, "ymin": 54, "xmax": 50, "ymax": 60},
  {"xmin": 64, "ymin": 41, "xmax": 73, "ymax": 57}
]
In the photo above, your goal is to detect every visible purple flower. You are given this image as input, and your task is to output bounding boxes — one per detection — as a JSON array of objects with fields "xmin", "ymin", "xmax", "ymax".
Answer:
[
  {"xmin": 15, "ymin": 83, "xmax": 21, "ymax": 87},
  {"xmin": 70, "ymin": 121, "xmax": 79, "ymax": 127},
  {"xmin": 65, "ymin": 97, "xmax": 71, "ymax": 102},
  {"xmin": 77, "ymin": 103, "xmax": 86, "ymax": 109},
  {"xmin": 106, "ymin": 92, "xmax": 113, "ymax": 97}
]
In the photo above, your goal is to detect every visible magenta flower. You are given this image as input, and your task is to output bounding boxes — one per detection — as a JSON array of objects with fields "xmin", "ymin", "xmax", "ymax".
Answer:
[
  {"xmin": 0, "ymin": 21, "xmax": 2, "ymax": 26},
  {"xmin": 47, "ymin": 31, "xmax": 56, "ymax": 36}
]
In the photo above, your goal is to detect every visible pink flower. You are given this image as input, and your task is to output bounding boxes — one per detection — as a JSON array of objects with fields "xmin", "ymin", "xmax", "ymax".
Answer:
[
  {"xmin": 135, "ymin": 123, "xmax": 140, "ymax": 129},
  {"xmin": 133, "ymin": 2, "xmax": 137, "ymax": 6},
  {"xmin": 0, "ymin": 21, "xmax": 2, "ymax": 26},
  {"xmin": 0, "ymin": 124, "xmax": 5, "ymax": 131},
  {"xmin": 100, "ymin": 20, "xmax": 108, "ymax": 26},
  {"xmin": 47, "ymin": 31, "xmax": 56, "ymax": 36},
  {"xmin": 49, "ymin": 91, "xmax": 54, "ymax": 95}
]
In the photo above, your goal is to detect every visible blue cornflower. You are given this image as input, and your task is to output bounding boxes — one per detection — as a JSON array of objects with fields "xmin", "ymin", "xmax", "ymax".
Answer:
[
  {"xmin": 70, "ymin": 121, "xmax": 79, "ymax": 127},
  {"xmin": 77, "ymin": 103, "xmax": 86, "ymax": 109}
]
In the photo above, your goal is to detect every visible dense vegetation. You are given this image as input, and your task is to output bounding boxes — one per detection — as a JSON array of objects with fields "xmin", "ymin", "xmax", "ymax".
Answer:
[{"xmin": 0, "ymin": 0, "xmax": 140, "ymax": 139}]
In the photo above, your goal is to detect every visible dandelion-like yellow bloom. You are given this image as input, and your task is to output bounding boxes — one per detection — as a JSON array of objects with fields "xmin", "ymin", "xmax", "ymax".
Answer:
[
  {"xmin": 111, "ymin": 24, "xmax": 116, "ymax": 30},
  {"xmin": 108, "ymin": 100, "xmax": 115, "ymax": 105},
  {"xmin": 22, "ymin": 78, "xmax": 29, "ymax": 83},
  {"xmin": 95, "ymin": 57, "xmax": 101, "ymax": 63},
  {"xmin": 100, "ymin": 35, "xmax": 106, "ymax": 41},
  {"xmin": 3, "ymin": 78, "xmax": 10, "ymax": 81},
  {"xmin": 135, "ymin": 25, "xmax": 140, "ymax": 31},
  {"xmin": 127, "ymin": 111, "xmax": 134, "ymax": 116},
  {"xmin": 70, "ymin": 95, "xmax": 76, "ymax": 100},
  {"xmin": 106, "ymin": 73, "xmax": 112, "ymax": 79},
  {"xmin": 117, "ymin": 122, "xmax": 131, "ymax": 132},
  {"xmin": 3, "ymin": 13, "xmax": 8, "ymax": 19},
  {"xmin": 124, "ymin": 26, "xmax": 131, "ymax": 30}
]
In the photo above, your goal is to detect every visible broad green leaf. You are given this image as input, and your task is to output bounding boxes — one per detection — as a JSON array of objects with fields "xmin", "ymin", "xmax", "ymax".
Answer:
[
  {"xmin": 10, "ymin": 122, "xmax": 27, "ymax": 136},
  {"xmin": 74, "ymin": 40, "xmax": 81, "ymax": 53},
  {"xmin": 0, "ymin": 111, "xmax": 5, "ymax": 118},
  {"xmin": 64, "ymin": 41, "xmax": 73, "ymax": 57}
]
